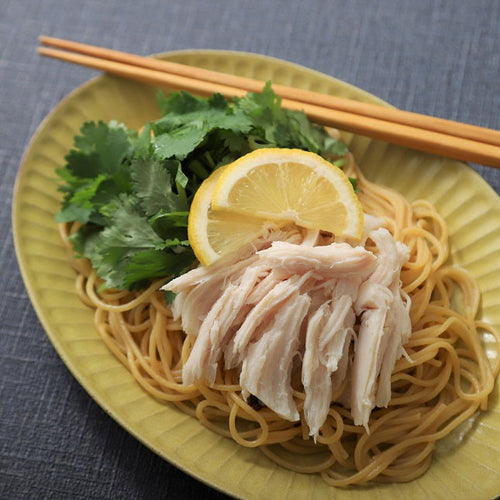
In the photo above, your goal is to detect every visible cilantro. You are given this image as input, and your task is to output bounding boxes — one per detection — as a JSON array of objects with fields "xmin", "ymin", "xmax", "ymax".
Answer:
[
  {"xmin": 131, "ymin": 157, "xmax": 188, "ymax": 215},
  {"xmin": 163, "ymin": 290, "xmax": 177, "ymax": 305},
  {"xmin": 56, "ymin": 84, "xmax": 349, "ymax": 290}
]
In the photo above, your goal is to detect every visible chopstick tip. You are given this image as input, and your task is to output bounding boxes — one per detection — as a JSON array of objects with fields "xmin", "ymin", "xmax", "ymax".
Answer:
[{"xmin": 38, "ymin": 35, "xmax": 66, "ymax": 47}]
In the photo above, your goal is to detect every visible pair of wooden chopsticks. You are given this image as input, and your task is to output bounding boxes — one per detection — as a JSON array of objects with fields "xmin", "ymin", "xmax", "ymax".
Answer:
[{"xmin": 38, "ymin": 36, "xmax": 500, "ymax": 168}]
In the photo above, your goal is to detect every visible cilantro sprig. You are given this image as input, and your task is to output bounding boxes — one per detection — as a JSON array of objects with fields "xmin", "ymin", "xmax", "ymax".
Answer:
[{"xmin": 56, "ymin": 83, "xmax": 349, "ymax": 290}]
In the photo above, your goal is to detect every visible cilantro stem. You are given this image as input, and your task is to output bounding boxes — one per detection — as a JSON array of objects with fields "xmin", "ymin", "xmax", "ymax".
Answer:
[
  {"xmin": 203, "ymin": 151, "xmax": 216, "ymax": 169},
  {"xmin": 188, "ymin": 160, "xmax": 210, "ymax": 179}
]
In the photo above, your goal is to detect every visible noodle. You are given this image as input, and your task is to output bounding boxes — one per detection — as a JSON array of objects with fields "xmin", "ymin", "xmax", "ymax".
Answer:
[{"xmin": 59, "ymin": 159, "xmax": 499, "ymax": 486}]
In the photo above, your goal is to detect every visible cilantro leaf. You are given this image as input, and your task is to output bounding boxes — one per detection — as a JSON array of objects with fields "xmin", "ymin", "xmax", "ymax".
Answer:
[
  {"xmin": 153, "ymin": 121, "xmax": 208, "ymax": 161},
  {"xmin": 85, "ymin": 194, "xmax": 189, "ymax": 289},
  {"xmin": 67, "ymin": 120, "xmax": 134, "ymax": 180},
  {"xmin": 152, "ymin": 94, "xmax": 253, "ymax": 161},
  {"xmin": 123, "ymin": 249, "xmax": 194, "ymax": 289},
  {"xmin": 131, "ymin": 157, "xmax": 188, "ymax": 216},
  {"xmin": 55, "ymin": 174, "xmax": 107, "ymax": 224}
]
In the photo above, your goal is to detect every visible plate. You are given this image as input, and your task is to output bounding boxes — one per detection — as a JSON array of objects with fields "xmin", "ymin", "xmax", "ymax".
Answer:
[{"xmin": 13, "ymin": 50, "xmax": 500, "ymax": 499}]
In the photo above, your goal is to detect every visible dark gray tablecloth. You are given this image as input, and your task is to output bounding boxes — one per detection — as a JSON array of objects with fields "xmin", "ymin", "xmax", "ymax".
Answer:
[{"xmin": 1, "ymin": 1, "xmax": 499, "ymax": 498}]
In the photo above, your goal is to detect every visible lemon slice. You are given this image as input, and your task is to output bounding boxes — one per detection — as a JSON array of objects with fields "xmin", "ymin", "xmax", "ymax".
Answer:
[
  {"xmin": 188, "ymin": 166, "xmax": 271, "ymax": 266},
  {"xmin": 188, "ymin": 148, "xmax": 364, "ymax": 267},
  {"xmin": 212, "ymin": 148, "xmax": 363, "ymax": 237}
]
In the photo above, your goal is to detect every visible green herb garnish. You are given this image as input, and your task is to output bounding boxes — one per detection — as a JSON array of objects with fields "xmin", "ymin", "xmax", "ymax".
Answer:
[{"xmin": 55, "ymin": 83, "xmax": 348, "ymax": 290}]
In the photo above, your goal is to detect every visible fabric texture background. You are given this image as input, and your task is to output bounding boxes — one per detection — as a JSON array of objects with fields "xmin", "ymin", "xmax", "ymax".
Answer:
[{"xmin": 1, "ymin": 1, "xmax": 499, "ymax": 498}]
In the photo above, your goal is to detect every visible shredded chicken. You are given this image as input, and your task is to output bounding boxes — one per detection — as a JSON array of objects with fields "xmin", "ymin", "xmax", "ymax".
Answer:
[
  {"xmin": 351, "ymin": 228, "xmax": 411, "ymax": 431},
  {"xmin": 302, "ymin": 289, "xmax": 356, "ymax": 438},
  {"xmin": 163, "ymin": 227, "xmax": 411, "ymax": 438},
  {"xmin": 240, "ymin": 292, "xmax": 311, "ymax": 421}
]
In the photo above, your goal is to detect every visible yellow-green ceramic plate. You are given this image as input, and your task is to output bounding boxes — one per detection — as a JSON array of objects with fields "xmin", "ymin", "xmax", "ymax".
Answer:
[{"xmin": 13, "ymin": 50, "xmax": 500, "ymax": 499}]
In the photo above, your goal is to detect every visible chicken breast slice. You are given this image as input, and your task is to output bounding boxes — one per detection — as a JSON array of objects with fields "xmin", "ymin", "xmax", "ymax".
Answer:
[
  {"xmin": 302, "ymin": 293, "xmax": 356, "ymax": 439},
  {"xmin": 226, "ymin": 271, "xmax": 314, "ymax": 367},
  {"xmin": 171, "ymin": 278, "xmax": 225, "ymax": 337},
  {"xmin": 351, "ymin": 228, "xmax": 411, "ymax": 430},
  {"xmin": 375, "ymin": 242, "xmax": 412, "ymax": 407},
  {"xmin": 181, "ymin": 265, "xmax": 264, "ymax": 386},
  {"xmin": 239, "ymin": 293, "xmax": 311, "ymax": 422},
  {"xmin": 257, "ymin": 241, "xmax": 377, "ymax": 278}
]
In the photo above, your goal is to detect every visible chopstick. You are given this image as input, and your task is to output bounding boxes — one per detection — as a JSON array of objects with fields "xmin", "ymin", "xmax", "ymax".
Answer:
[{"xmin": 38, "ymin": 36, "xmax": 500, "ymax": 168}]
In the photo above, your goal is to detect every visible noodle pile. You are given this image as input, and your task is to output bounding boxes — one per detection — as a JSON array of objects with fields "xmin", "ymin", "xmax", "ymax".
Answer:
[{"xmin": 60, "ymin": 159, "xmax": 499, "ymax": 486}]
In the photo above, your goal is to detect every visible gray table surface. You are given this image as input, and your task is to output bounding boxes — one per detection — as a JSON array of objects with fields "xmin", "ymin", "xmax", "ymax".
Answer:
[{"xmin": 1, "ymin": 1, "xmax": 499, "ymax": 498}]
